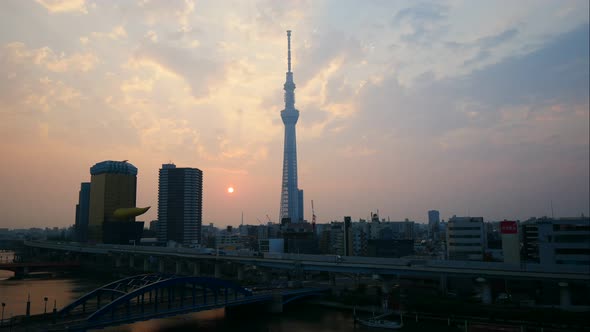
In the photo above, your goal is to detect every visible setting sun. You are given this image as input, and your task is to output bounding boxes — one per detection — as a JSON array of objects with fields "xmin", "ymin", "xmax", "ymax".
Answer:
[{"xmin": 227, "ymin": 187, "xmax": 234, "ymax": 194}]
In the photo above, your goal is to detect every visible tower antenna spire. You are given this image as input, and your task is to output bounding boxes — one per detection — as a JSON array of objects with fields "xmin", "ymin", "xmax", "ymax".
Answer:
[{"xmin": 287, "ymin": 30, "xmax": 292, "ymax": 72}]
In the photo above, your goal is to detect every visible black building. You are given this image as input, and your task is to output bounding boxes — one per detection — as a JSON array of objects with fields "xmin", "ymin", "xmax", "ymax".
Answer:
[
  {"xmin": 158, "ymin": 164, "xmax": 203, "ymax": 246},
  {"xmin": 74, "ymin": 182, "xmax": 91, "ymax": 242}
]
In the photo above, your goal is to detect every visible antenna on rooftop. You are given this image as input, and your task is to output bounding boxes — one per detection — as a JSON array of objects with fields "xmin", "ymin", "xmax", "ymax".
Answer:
[{"xmin": 287, "ymin": 30, "xmax": 292, "ymax": 72}]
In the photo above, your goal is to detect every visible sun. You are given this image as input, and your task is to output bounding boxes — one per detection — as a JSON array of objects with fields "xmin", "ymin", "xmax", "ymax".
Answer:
[{"xmin": 227, "ymin": 187, "xmax": 234, "ymax": 194}]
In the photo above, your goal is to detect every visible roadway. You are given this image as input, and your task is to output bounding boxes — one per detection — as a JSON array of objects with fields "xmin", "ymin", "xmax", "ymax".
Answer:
[{"xmin": 23, "ymin": 240, "xmax": 590, "ymax": 282}]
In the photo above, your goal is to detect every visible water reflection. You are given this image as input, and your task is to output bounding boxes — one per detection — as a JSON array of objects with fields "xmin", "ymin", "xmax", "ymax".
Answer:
[
  {"xmin": 100, "ymin": 304, "xmax": 359, "ymax": 332},
  {"xmin": 0, "ymin": 251, "xmax": 106, "ymax": 318}
]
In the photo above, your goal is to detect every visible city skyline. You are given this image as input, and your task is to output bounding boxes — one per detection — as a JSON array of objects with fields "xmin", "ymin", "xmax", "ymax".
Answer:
[{"xmin": 0, "ymin": 1, "xmax": 589, "ymax": 228}]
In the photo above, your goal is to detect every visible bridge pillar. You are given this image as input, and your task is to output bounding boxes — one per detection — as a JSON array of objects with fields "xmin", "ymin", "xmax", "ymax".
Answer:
[
  {"xmin": 559, "ymin": 282, "xmax": 571, "ymax": 309},
  {"xmin": 129, "ymin": 255, "xmax": 135, "ymax": 269},
  {"xmin": 192, "ymin": 262, "xmax": 201, "ymax": 276},
  {"xmin": 214, "ymin": 263, "xmax": 222, "ymax": 278},
  {"xmin": 26, "ymin": 295, "xmax": 30, "ymax": 318},
  {"xmin": 237, "ymin": 265, "xmax": 245, "ymax": 281},
  {"xmin": 158, "ymin": 259, "xmax": 165, "ymax": 273},
  {"xmin": 476, "ymin": 277, "xmax": 492, "ymax": 305},
  {"xmin": 329, "ymin": 273, "xmax": 336, "ymax": 286},
  {"xmin": 115, "ymin": 255, "xmax": 123, "ymax": 268},
  {"xmin": 143, "ymin": 257, "xmax": 150, "ymax": 271},
  {"xmin": 439, "ymin": 275, "xmax": 448, "ymax": 294},
  {"xmin": 267, "ymin": 291, "xmax": 283, "ymax": 313},
  {"xmin": 175, "ymin": 261, "xmax": 183, "ymax": 275}
]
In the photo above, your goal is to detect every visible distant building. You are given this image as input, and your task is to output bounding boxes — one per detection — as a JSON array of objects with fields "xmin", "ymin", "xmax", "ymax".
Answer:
[
  {"xmin": 351, "ymin": 221, "xmax": 369, "ymax": 256},
  {"xmin": 298, "ymin": 189, "xmax": 304, "ymax": 223},
  {"xmin": 344, "ymin": 216, "xmax": 352, "ymax": 256},
  {"xmin": 521, "ymin": 221, "xmax": 540, "ymax": 263},
  {"xmin": 157, "ymin": 163, "xmax": 203, "ymax": 246},
  {"xmin": 282, "ymin": 222, "xmax": 318, "ymax": 254},
  {"xmin": 87, "ymin": 161, "xmax": 139, "ymax": 243},
  {"xmin": 259, "ymin": 238, "xmax": 284, "ymax": 253},
  {"xmin": 500, "ymin": 220, "xmax": 520, "ymax": 264},
  {"xmin": 329, "ymin": 222, "xmax": 345, "ymax": 255},
  {"xmin": 428, "ymin": 210, "xmax": 440, "ymax": 241},
  {"xmin": 485, "ymin": 222, "xmax": 502, "ymax": 250},
  {"xmin": 537, "ymin": 217, "xmax": 590, "ymax": 266},
  {"xmin": 367, "ymin": 239, "xmax": 414, "ymax": 258},
  {"xmin": 74, "ymin": 182, "xmax": 91, "ymax": 242},
  {"xmin": 446, "ymin": 216, "xmax": 484, "ymax": 261},
  {"xmin": 374, "ymin": 221, "xmax": 415, "ymax": 240}
]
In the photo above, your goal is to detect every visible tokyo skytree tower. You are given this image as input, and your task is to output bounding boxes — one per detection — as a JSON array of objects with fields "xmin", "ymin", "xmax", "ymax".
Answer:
[{"xmin": 279, "ymin": 30, "xmax": 303, "ymax": 223}]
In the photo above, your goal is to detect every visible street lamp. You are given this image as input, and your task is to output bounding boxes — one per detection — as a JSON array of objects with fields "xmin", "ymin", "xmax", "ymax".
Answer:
[{"xmin": 43, "ymin": 297, "xmax": 48, "ymax": 315}]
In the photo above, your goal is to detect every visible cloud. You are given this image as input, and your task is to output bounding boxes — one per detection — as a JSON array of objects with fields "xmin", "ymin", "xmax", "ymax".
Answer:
[
  {"xmin": 458, "ymin": 28, "xmax": 519, "ymax": 66},
  {"xmin": 137, "ymin": 0, "xmax": 195, "ymax": 30},
  {"xmin": 120, "ymin": 77, "xmax": 154, "ymax": 93},
  {"xmin": 24, "ymin": 77, "xmax": 83, "ymax": 113},
  {"xmin": 458, "ymin": 24, "xmax": 589, "ymax": 107},
  {"xmin": 254, "ymin": 0, "xmax": 310, "ymax": 37},
  {"xmin": 296, "ymin": 30, "xmax": 364, "ymax": 85},
  {"xmin": 35, "ymin": 0, "xmax": 87, "ymax": 13},
  {"xmin": 392, "ymin": 3, "xmax": 449, "ymax": 43},
  {"xmin": 128, "ymin": 42, "xmax": 225, "ymax": 98},
  {"xmin": 3, "ymin": 42, "xmax": 99, "ymax": 72},
  {"xmin": 89, "ymin": 25, "xmax": 128, "ymax": 41}
]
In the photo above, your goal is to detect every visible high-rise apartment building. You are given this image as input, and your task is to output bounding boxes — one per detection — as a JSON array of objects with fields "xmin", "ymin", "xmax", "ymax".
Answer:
[
  {"xmin": 446, "ymin": 216, "xmax": 485, "ymax": 261},
  {"xmin": 279, "ymin": 30, "xmax": 304, "ymax": 223},
  {"xmin": 157, "ymin": 163, "xmax": 203, "ymax": 246},
  {"xmin": 74, "ymin": 182, "xmax": 91, "ymax": 242},
  {"xmin": 87, "ymin": 160, "xmax": 138, "ymax": 242}
]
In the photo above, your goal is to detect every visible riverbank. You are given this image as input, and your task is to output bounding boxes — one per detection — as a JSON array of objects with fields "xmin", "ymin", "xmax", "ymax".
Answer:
[{"xmin": 310, "ymin": 299, "xmax": 590, "ymax": 331}]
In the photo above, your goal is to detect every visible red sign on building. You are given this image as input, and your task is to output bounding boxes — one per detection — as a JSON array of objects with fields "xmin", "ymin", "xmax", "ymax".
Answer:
[{"xmin": 500, "ymin": 221, "xmax": 517, "ymax": 234}]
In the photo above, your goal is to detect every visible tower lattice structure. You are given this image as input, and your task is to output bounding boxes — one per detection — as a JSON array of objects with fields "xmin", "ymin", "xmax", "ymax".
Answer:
[{"xmin": 279, "ymin": 30, "xmax": 302, "ymax": 223}]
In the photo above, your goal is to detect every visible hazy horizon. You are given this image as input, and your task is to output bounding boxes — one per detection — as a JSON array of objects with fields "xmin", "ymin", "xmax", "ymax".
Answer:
[{"xmin": 0, "ymin": 0, "xmax": 588, "ymax": 229}]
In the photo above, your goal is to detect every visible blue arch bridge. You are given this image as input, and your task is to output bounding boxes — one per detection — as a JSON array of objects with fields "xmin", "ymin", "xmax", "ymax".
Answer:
[{"xmin": 47, "ymin": 274, "xmax": 329, "ymax": 331}]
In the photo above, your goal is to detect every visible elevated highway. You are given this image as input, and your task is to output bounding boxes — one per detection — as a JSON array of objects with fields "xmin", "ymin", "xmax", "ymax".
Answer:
[{"xmin": 23, "ymin": 241, "xmax": 590, "ymax": 282}]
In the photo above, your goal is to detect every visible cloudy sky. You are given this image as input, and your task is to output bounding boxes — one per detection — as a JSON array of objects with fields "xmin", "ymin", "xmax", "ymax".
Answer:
[{"xmin": 0, "ymin": 0, "xmax": 588, "ymax": 228}]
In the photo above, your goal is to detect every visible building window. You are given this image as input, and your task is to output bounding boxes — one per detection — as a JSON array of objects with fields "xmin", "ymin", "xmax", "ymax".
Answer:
[
  {"xmin": 555, "ymin": 248, "xmax": 590, "ymax": 255},
  {"xmin": 449, "ymin": 227, "xmax": 481, "ymax": 231},
  {"xmin": 553, "ymin": 235, "xmax": 590, "ymax": 243},
  {"xmin": 553, "ymin": 224, "xmax": 590, "ymax": 231}
]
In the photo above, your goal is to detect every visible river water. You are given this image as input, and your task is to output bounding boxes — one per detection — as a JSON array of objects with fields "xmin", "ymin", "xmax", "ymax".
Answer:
[{"xmin": 0, "ymin": 251, "xmax": 455, "ymax": 331}]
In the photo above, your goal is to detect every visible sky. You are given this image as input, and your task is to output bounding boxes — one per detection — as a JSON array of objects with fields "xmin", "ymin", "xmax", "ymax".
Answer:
[{"xmin": 0, "ymin": 0, "xmax": 588, "ymax": 229}]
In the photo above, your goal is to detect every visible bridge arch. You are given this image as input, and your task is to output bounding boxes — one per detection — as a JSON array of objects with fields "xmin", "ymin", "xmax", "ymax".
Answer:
[
  {"xmin": 60, "ymin": 274, "xmax": 166, "ymax": 316},
  {"xmin": 87, "ymin": 276, "xmax": 252, "ymax": 322},
  {"xmin": 58, "ymin": 273, "xmax": 253, "ymax": 328}
]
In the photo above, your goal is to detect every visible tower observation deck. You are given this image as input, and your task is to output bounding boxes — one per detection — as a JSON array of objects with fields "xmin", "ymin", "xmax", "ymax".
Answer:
[{"xmin": 279, "ymin": 30, "xmax": 303, "ymax": 223}]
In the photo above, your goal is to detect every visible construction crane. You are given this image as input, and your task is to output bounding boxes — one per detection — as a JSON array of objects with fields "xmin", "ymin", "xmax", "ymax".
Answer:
[{"xmin": 311, "ymin": 200, "xmax": 317, "ymax": 232}]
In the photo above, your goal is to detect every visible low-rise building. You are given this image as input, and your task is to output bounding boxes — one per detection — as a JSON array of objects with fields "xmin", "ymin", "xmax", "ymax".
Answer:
[
  {"xmin": 537, "ymin": 217, "xmax": 590, "ymax": 266},
  {"xmin": 446, "ymin": 216, "xmax": 485, "ymax": 261}
]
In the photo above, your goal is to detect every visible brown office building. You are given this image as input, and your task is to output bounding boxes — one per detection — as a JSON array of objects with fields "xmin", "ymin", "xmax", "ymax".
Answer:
[{"xmin": 87, "ymin": 160, "xmax": 138, "ymax": 242}]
